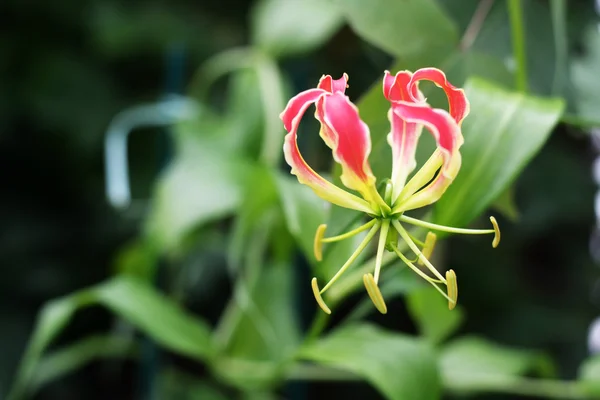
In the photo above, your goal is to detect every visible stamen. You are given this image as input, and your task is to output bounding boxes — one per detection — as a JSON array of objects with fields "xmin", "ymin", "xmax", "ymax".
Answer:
[
  {"xmin": 313, "ymin": 224, "xmax": 327, "ymax": 262},
  {"xmin": 399, "ymin": 215, "xmax": 496, "ymax": 237},
  {"xmin": 389, "ymin": 243, "xmax": 452, "ymax": 302},
  {"xmin": 314, "ymin": 219, "xmax": 378, "ymax": 262},
  {"xmin": 363, "ymin": 273, "xmax": 388, "ymax": 314},
  {"xmin": 319, "ymin": 221, "xmax": 381, "ymax": 294},
  {"xmin": 418, "ymin": 232, "xmax": 437, "ymax": 266},
  {"xmin": 446, "ymin": 270, "xmax": 458, "ymax": 310},
  {"xmin": 407, "ymin": 232, "xmax": 425, "ymax": 247},
  {"xmin": 490, "ymin": 216, "xmax": 501, "ymax": 248},
  {"xmin": 321, "ymin": 219, "xmax": 377, "ymax": 243},
  {"xmin": 373, "ymin": 220, "xmax": 391, "ymax": 283},
  {"xmin": 311, "ymin": 278, "xmax": 331, "ymax": 314},
  {"xmin": 392, "ymin": 220, "xmax": 446, "ymax": 282}
]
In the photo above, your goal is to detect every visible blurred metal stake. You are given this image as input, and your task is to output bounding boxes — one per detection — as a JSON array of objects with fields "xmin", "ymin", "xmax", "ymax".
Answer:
[{"xmin": 104, "ymin": 95, "xmax": 200, "ymax": 210}]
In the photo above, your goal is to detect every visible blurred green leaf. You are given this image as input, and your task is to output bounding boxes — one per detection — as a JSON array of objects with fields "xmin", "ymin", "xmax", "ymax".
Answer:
[
  {"xmin": 251, "ymin": 0, "xmax": 344, "ymax": 57},
  {"xmin": 406, "ymin": 288, "xmax": 464, "ymax": 345},
  {"xmin": 300, "ymin": 324, "xmax": 441, "ymax": 400},
  {"xmin": 8, "ymin": 276, "xmax": 214, "ymax": 399},
  {"xmin": 491, "ymin": 185, "xmax": 520, "ymax": 221},
  {"xmin": 216, "ymin": 264, "xmax": 300, "ymax": 390},
  {"xmin": 334, "ymin": 0, "xmax": 457, "ymax": 61},
  {"xmin": 32, "ymin": 336, "xmax": 135, "ymax": 393},
  {"xmin": 276, "ymin": 173, "xmax": 327, "ymax": 264},
  {"xmin": 450, "ymin": 52, "xmax": 514, "ymax": 90},
  {"xmin": 550, "ymin": 0, "xmax": 567, "ymax": 96},
  {"xmin": 229, "ymin": 167, "xmax": 279, "ymax": 271},
  {"xmin": 7, "ymin": 299, "xmax": 79, "ymax": 400},
  {"xmin": 113, "ymin": 239, "xmax": 158, "ymax": 280},
  {"xmin": 441, "ymin": 336, "xmax": 550, "ymax": 393},
  {"xmin": 93, "ymin": 277, "xmax": 214, "ymax": 360},
  {"xmin": 578, "ymin": 356, "xmax": 600, "ymax": 396},
  {"xmin": 157, "ymin": 369, "xmax": 230, "ymax": 400},
  {"xmin": 572, "ymin": 27, "xmax": 600, "ymax": 124},
  {"xmin": 146, "ymin": 152, "xmax": 255, "ymax": 252},
  {"xmin": 433, "ymin": 78, "xmax": 564, "ymax": 228},
  {"xmin": 224, "ymin": 70, "xmax": 266, "ymax": 157}
]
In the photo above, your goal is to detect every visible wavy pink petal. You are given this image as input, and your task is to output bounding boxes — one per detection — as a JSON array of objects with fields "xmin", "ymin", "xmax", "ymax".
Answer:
[
  {"xmin": 409, "ymin": 68, "xmax": 470, "ymax": 125},
  {"xmin": 280, "ymin": 79, "xmax": 372, "ymax": 213},
  {"xmin": 315, "ymin": 92, "xmax": 377, "ymax": 200},
  {"xmin": 391, "ymin": 102, "xmax": 463, "ymax": 211}
]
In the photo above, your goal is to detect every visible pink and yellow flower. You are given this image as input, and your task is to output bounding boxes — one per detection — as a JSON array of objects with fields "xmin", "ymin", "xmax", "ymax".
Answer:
[{"xmin": 280, "ymin": 69, "xmax": 500, "ymax": 314}]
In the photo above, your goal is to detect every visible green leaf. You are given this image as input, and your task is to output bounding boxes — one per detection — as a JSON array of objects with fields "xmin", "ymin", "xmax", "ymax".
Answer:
[
  {"xmin": 334, "ymin": 0, "xmax": 458, "ymax": 60},
  {"xmin": 406, "ymin": 288, "xmax": 464, "ymax": 345},
  {"xmin": 300, "ymin": 324, "xmax": 441, "ymax": 400},
  {"xmin": 157, "ymin": 369, "xmax": 230, "ymax": 400},
  {"xmin": 251, "ymin": 0, "xmax": 344, "ymax": 57},
  {"xmin": 146, "ymin": 152, "xmax": 254, "ymax": 252},
  {"xmin": 578, "ymin": 356, "xmax": 600, "ymax": 396},
  {"xmin": 228, "ymin": 167, "xmax": 279, "ymax": 271},
  {"xmin": 93, "ymin": 277, "xmax": 214, "ymax": 360},
  {"xmin": 550, "ymin": 0, "xmax": 568, "ymax": 96},
  {"xmin": 572, "ymin": 27, "xmax": 600, "ymax": 124},
  {"xmin": 433, "ymin": 78, "xmax": 564, "ymax": 228},
  {"xmin": 441, "ymin": 336, "xmax": 551, "ymax": 393},
  {"xmin": 113, "ymin": 238, "xmax": 158, "ymax": 280},
  {"xmin": 7, "ymin": 298, "xmax": 79, "ymax": 400},
  {"xmin": 32, "ymin": 335, "xmax": 135, "ymax": 393},
  {"xmin": 276, "ymin": 173, "xmax": 327, "ymax": 263},
  {"xmin": 8, "ymin": 277, "xmax": 214, "ymax": 398},
  {"xmin": 491, "ymin": 185, "xmax": 520, "ymax": 221},
  {"xmin": 215, "ymin": 264, "xmax": 301, "ymax": 390}
]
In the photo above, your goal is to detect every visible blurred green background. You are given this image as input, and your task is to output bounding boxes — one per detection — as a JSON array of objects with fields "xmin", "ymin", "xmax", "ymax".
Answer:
[{"xmin": 2, "ymin": 0, "xmax": 600, "ymax": 399}]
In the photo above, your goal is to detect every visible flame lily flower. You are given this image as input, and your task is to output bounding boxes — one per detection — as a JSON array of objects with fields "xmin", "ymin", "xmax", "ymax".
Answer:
[{"xmin": 280, "ymin": 69, "xmax": 500, "ymax": 314}]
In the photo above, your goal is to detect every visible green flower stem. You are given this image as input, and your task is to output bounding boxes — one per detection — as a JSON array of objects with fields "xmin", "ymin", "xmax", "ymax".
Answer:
[{"xmin": 508, "ymin": 0, "xmax": 528, "ymax": 92}]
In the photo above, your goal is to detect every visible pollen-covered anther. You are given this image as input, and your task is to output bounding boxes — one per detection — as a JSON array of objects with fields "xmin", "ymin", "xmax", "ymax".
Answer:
[
  {"xmin": 363, "ymin": 273, "xmax": 388, "ymax": 314},
  {"xmin": 446, "ymin": 269, "xmax": 458, "ymax": 310},
  {"xmin": 313, "ymin": 224, "xmax": 327, "ymax": 262},
  {"xmin": 311, "ymin": 277, "xmax": 331, "ymax": 314},
  {"xmin": 418, "ymin": 232, "xmax": 437, "ymax": 266},
  {"xmin": 490, "ymin": 216, "xmax": 501, "ymax": 248}
]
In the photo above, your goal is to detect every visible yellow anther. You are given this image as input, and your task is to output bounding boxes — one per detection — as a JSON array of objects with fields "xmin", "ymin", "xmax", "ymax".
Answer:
[
  {"xmin": 313, "ymin": 224, "xmax": 327, "ymax": 262},
  {"xmin": 311, "ymin": 278, "xmax": 331, "ymax": 314},
  {"xmin": 418, "ymin": 232, "xmax": 437, "ymax": 266},
  {"xmin": 363, "ymin": 273, "xmax": 388, "ymax": 314},
  {"xmin": 446, "ymin": 269, "xmax": 458, "ymax": 310},
  {"xmin": 490, "ymin": 216, "xmax": 501, "ymax": 248}
]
